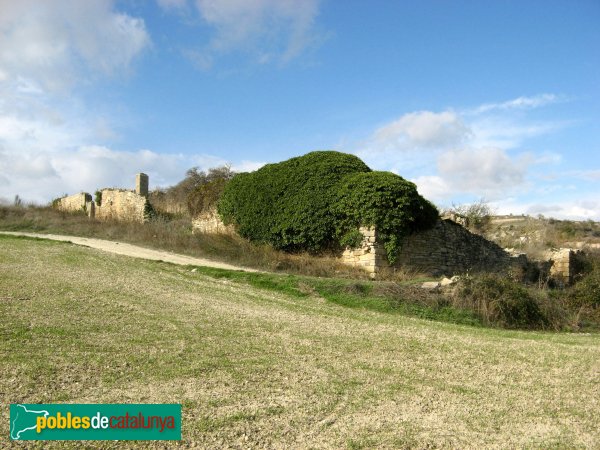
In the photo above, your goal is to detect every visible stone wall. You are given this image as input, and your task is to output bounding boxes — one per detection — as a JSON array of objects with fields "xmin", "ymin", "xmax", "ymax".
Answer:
[
  {"xmin": 342, "ymin": 219, "xmax": 527, "ymax": 278},
  {"xmin": 441, "ymin": 212, "xmax": 469, "ymax": 228},
  {"xmin": 192, "ymin": 209, "xmax": 235, "ymax": 235},
  {"xmin": 395, "ymin": 219, "xmax": 525, "ymax": 276},
  {"xmin": 544, "ymin": 248, "xmax": 584, "ymax": 286},
  {"xmin": 55, "ymin": 193, "xmax": 93, "ymax": 216},
  {"xmin": 94, "ymin": 189, "xmax": 149, "ymax": 223},
  {"xmin": 341, "ymin": 227, "xmax": 386, "ymax": 276}
]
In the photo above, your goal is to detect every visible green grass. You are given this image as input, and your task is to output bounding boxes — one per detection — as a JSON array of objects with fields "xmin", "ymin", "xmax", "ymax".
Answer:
[
  {"xmin": 1, "ymin": 235, "xmax": 599, "ymax": 448},
  {"xmin": 175, "ymin": 265, "xmax": 482, "ymax": 327}
]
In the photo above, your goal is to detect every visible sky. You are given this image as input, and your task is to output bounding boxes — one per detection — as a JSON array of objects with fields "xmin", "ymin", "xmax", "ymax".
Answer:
[{"xmin": 0, "ymin": 0, "xmax": 599, "ymax": 220}]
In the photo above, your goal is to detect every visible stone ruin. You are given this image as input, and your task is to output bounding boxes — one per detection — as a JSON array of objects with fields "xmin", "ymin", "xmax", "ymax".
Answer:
[
  {"xmin": 341, "ymin": 219, "xmax": 528, "ymax": 279},
  {"xmin": 543, "ymin": 248, "xmax": 585, "ymax": 287},
  {"xmin": 52, "ymin": 170, "xmax": 587, "ymax": 285},
  {"xmin": 192, "ymin": 208, "xmax": 584, "ymax": 285},
  {"xmin": 54, "ymin": 168, "xmax": 583, "ymax": 286},
  {"xmin": 53, "ymin": 173, "xmax": 152, "ymax": 223},
  {"xmin": 341, "ymin": 218, "xmax": 585, "ymax": 285},
  {"xmin": 191, "ymin": 209, "xmax": 235, "ymax": 235}
]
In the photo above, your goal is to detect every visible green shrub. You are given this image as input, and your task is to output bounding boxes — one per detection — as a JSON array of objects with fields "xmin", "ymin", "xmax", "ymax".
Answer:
[
  {"xmin": 95, "ymin": 190, "xmax": 102, "ymax": 206},
  {"xmin": 454, "ymin": 274, "xmax": 548, "ymax": 329},
  {"xmin": 334, "ymin": 171, "xmax": 438, "ymax": 264},
  {"xmin": 143, "ymin": 201, "xmax": 157, "ymax": 221},
  {"xmin": 569, "ymin": 256, "xmax": 600, "ymax": 309},
  {"xmin": 339, "ymin": 228, "xmax": 363, "ymax": 249},
  {"xmin": 218, "ymin": 151, "xmax": 371, "ymax": 252}
]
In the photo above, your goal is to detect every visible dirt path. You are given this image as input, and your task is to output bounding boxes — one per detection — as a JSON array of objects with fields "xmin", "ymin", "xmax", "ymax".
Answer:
[{"xmin": 0, "ymin": 231, "xmax": 260, "ymax": 272}]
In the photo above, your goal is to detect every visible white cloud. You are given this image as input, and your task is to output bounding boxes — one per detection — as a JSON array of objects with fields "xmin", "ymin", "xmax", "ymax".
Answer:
[
  {"xmin": 54, "ymin": 146, "xmax": 186, "ymax": 192},
  {"xmin": 181, "ymin": 48, "xmax": 214, "ymax": 71},
  {"xmin": 437, "ymin": 147, "xmax": 526, "ymax": 196},
  {"xmin": 233, "ymin": 160, "xmax": 265, "ymax": 172},
  {"xmin": 0, "ymin": 110, "xmax": 83, "ymax": 154},
  {"xmin": 371, "ymin": 111, "xmax": 469, "ymax": 152},
  {"xmin": 0, "ymin": 105, "xmax": 265, "ymax": 203},
  {"xmin": 179, "ymin": 0, "xmax": 323, "ymax": 68},
  {"xmin": 576, "ymin": 170, "xmax": 600, "ymax": 181},
  {"xmin": 0, "ymin": 145, "xmax": 180, "ymax": 203},
  {"xmin": 0, "ymin": 85, "xmax": 263, "ymax": 204},
  {"xmin": 362, "ymin": 95, "xmax": 565, "ymax": 157},
  {"xmin": 530, "ymin": 152, "xmax": 562, "ymax": 165},
  {"xmin": 157, "ymin": 0, "xmax": 188, "ymax": 10},
  {"xmin": 409, "ymin": 148, "xmax": 528, "ymax": 203},
  {"xmin": 0, "ymin": 0, "xmax": 150, "ymax": 92},
  {"xmin": 470, "ymin": 94, "xmax": 561, "ymax": 115},
  {"xmin": 492, "ymin": 199, "xmax": 600, "ymax": 221},
  {"xmin": 412, "ymin": 175, "xmax": 451, "ymax": 201},
  {"xmin": 0, "ymin": 143, "xmax": 265, "ymax": 204},
  {"xmin": 469, "ymin": 117, "xmax": 565, "ymax": 149}
]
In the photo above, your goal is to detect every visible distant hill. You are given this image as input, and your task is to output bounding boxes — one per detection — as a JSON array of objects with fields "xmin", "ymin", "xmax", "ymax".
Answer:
[{"xmin": 482, "ymin": 215, "xmax": 600, "ymax": 259}]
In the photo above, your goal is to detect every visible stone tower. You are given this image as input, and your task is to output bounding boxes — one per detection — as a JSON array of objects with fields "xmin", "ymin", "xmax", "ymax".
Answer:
[{"xmin": 135, "ymin": 173, "xmax": 149, "ymax": 197}]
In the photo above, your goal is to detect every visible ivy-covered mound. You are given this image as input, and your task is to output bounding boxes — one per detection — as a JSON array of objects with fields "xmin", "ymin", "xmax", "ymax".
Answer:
[
  {"xmin": 218, "ymin": 151, "xmax": 438, "ymax": 260},
  {"xmin": 334, "ymin": 171, "xmax": 438, "ymax": 264}
]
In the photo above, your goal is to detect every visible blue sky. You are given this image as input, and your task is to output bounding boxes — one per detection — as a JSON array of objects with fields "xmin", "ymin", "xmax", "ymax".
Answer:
[{"xmin": 1, "ymin": 0, "xmax": 599, "ymax": 219}]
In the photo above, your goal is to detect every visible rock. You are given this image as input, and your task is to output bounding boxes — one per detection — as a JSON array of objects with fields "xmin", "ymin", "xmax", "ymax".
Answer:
[
  {"xmin": 421, "ymin": 281, "xmax": 441, "ymax": 290},
  {"xmin": 440, "ymin": 277, "xmax": 453, "ymax": 287},
  {"xmin": 439, "ymin": 275, "xmax": 461, "ymax": 287}
]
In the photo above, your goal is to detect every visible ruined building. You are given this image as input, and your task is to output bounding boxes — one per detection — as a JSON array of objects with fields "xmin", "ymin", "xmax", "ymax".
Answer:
[
  {"xmin": 193, "ymin": 209, "xmax": 582, "ymax": 285},
  {"xmin": 53, "ymin": 173, "xmax": 152, "ymax": 223}
]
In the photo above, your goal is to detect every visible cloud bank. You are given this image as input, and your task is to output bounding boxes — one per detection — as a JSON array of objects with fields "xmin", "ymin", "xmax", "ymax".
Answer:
[{"xmin": 356, "ymin": 94, "xmax": 599, "ymax": 219}]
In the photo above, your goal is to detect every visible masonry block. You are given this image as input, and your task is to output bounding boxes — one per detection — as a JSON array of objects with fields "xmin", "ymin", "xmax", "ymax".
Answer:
[{"xmin": 135, "ymin": 173, "xmax": 149, "ymax": 197}]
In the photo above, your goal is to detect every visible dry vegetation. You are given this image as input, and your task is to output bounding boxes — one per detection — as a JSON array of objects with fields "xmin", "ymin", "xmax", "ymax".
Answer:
[
  {"xmin": 1, "ymin": 235, "xmax": 599, "ymax": 448},
  {"xmin": 486, "ymin": 215, "xmax": 600, "ymax": 259},
  {"xmin": 0, "ymin": 205, "xmax": 369, "ymax": 280},
  {"xmin": 445, "ymin": 201, "xmax": 600, "ymax": 259}
]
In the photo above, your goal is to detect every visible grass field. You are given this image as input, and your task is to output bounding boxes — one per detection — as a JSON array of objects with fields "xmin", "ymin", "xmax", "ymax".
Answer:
[{"xmin": 1, "ymin": 235, "xmax": 599, "ymax": 448}]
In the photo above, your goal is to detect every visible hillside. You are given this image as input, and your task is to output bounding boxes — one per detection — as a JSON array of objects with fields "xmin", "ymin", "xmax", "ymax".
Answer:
[
  {"xmin": 483, "ymin": 215, "xmax": 600, "ymax": 259},
  {"xmin": 1, "ymin": 235, "xmax": 599, "ymax": 448}
]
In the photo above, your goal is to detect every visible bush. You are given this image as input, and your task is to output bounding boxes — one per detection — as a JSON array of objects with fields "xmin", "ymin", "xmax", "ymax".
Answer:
[
  {"xmin": 187, "ymin": 178, "xmax": 230, "ymax": 217},
  {"xmin": 148, "ymin": 165, "xmax": 235, "ymax": 217},
  {"xmin": 218, "ymin": 151, "xmax": 371, "ymax": 252},
  {"xmin": 448, "ymin": 199, "xmax": 493, "ymax": 232},
  {"xmin": 143, "ymin": 201, "xmax": 157, "ymax": 221},
  {"xmin": 186, "ymin": 166, "xmax": 235, "ymax": 217},
  {"xmin": 568, "ymin": 255, "xmax": 600, "ymax": 309},
  {"xmin": 454, "ymin": 274, "xmax": 548, "ymax": 329},
  {"xmin": 334, "ymin": 171, "xmax": 438, "ymax": 264}
]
